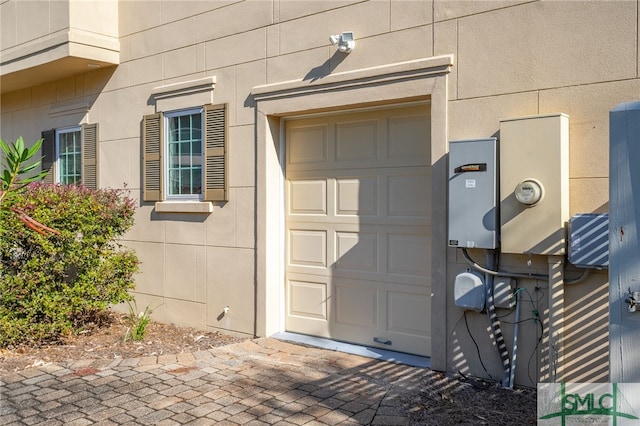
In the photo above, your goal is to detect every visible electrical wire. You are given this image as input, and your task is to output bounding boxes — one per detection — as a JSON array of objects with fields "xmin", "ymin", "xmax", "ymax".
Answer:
[
  {"xmin": 564, "ymin": 268, "xmax": 591, "ymax": 285},
  {"xmin": 500, "ymin": 318, "xmax": 540, "ymax": 325},
  {"xmin": 464, "ymin": 311, "xmax": 495, "ymax": 382},
  {"xmin": 528, "ymin": 318, "xmax": 544, "ymax": 384},
  {"xmin": 523, "ymin": 287, "xmax": 544, "ymax": 384},
  {"xmin": 446, "ymin": 312, "xmax": 465, "ymax": 372},
  {"xmin": 461, "ymin": 247, "xmax": 593, "ymax": 284},
  {"xmin": 461, "ymin": 248, "xmax": 549, "ymax": 280}
]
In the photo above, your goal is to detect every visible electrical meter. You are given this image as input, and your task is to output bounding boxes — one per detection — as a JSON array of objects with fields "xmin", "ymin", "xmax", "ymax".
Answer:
[{"xmin": 514, "ymin": 179, "xmax": 544, "ymax": 206}]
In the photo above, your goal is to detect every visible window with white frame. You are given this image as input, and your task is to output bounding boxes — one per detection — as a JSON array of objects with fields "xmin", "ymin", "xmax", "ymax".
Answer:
[
  {"xmin": 143, "ymin": 103, "xmax": 228, "ymax": 203},
  {"xmin": 41, "ymin": 123, "xmax": 98, "ymax": 189},
  {"xmin": 56, "ymin": 127, "xmax": 82, "ymax": 184},
  {"xmin": 165, "ymin": 108, "xmax": 203, "ymax": 199}
]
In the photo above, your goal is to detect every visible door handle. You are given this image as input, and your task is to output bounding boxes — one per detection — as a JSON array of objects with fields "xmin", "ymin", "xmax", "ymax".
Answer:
[{"xmin": 373, "ymin": 337, "xmax": 392, "ymax": 345}]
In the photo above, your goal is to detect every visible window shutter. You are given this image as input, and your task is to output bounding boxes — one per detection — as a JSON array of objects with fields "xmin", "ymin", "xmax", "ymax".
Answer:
[
  {"xmin": 41, "ymin": 129, "xmax": 56, "ymax": 184},
  {"xmin": 81, "ymin": 123, "xmax": 98, "ymax": 189},
  {"xmin": 203, "ymin": 103, "xmax": 228, "ymax": 201},
  {"xmin": 143, "ymin": 112, "xmax": 163, "ymax": 202}
]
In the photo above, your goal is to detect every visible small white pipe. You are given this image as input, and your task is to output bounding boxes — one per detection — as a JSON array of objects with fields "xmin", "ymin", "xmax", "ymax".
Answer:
[{"xmin": 509, "ymin": 291, "xmax": 520, "ymax": 389}]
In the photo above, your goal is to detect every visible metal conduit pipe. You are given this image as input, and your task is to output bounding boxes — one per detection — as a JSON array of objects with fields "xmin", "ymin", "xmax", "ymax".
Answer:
[
  {"xmin": 509, "ymin": 290, "xmax": 521, "ymax": 389},
  {"xmin": 461, "ymin": 249, "xmax": 577, "ymax": 385},
  {"xmin": 485, "ymin": 250, "xmax": 511, "ymax": 388},
  {"xmin": 461, "ymin": 248, "xmax": 549, "ymax": 280},
  {"xmin": 462, "ymin": 248, "xmax": 590, "ymax": 284}
]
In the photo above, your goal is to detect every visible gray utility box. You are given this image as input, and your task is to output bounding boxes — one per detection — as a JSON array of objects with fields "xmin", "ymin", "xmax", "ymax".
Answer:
[
  {"xmin": 448, "ymin": 138, "xmax": 499, "ymax": 249},
  {"xmin": 568, "ymin": 213, "xmax": 609, "ymax": 269}
]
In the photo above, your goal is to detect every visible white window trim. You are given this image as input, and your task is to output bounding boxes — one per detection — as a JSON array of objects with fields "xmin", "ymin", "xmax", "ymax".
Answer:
[
  {"xmin": 155, "ymin": 200, "xmax": 213, "ymax": 213},
  {"xmin": 55, "ymin": 126, "xmax": 82, "ymax": 184},
  {"xmin": 164, "ymin": 107, "xmax": 204, "ymax": 201}
]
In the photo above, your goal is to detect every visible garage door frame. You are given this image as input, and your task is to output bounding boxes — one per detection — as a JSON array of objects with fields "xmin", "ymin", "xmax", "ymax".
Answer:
[{"xmin": 252, "ymin": 55, "xmax": 453, "ymax": 370}]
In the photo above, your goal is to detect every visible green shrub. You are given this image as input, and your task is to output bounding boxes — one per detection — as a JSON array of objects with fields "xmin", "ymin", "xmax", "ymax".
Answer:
[
  {"xmin": 0, "ymin": 183, "xmax": 139, "ymax": 347},
  {"xmin": 124, "ymin": 301, "xmax": 157, "ymax": 342}
]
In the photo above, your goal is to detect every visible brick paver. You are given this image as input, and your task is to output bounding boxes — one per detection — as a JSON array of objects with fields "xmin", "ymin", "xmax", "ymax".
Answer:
[{"xmin": 0, "ymin": 338, "xmax": 430, "ymax": 425}]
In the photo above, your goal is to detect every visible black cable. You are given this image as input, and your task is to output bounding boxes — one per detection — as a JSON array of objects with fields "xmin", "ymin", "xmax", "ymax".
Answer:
[
  {"xmin": 528, "ymin": 324, "xmax": 544, "ymax": 384},
  {"xmin": 501, "ymin": 318, "xmax": 540, "ymax": 325},
  {"xmin": 464, "ymin": 311, "xmax": 495, "ymax": 381},
  {"xmin": 526, "ymin": 290, "xmax": 544, "ymax": 384},
  {"xmin": 496, "ymin": 308, "xmax": 516, "ymax": 319}
]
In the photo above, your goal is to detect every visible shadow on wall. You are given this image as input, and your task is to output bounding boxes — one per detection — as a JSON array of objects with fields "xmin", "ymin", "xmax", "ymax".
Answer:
[
  {"xmin": 447, "ymin": 267, "xmax": 610, "ymax": 387},
  {"xmin": 561, "ymin": 270, "xmax": 609, "ymax": 383},
  {"xmin": 303, "ymin": 50, "xmax": 349, "ymax": 83}
]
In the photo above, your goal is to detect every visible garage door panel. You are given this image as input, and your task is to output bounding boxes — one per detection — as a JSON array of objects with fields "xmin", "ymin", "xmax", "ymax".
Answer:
[
  {"xmin": 387, "ymin": 290, "xmax": 431, "ymax": 336},
  {"xmin": 336, "ymin": 177, "xmax": 379, "ymax": 216},
  {"xmin": 335, "ymin": 231, "xmax": 378, "ymax": 273},
  {"xmin": 387, "ymin": 115, "xmax": 431, "ymax": 162},
  {"xmin": 335, "ymin": 120, "xmax": 379, "ymax": 162},
  {"xmin": 286, "ymin": 273, "xmax": 331, "ymax": 337},
  {"xmin": 288, "ymin": 229, "xmax": 327, "ymax": 268},
  {"xmin": 335, "ymin": 281, "xmax": 378, "ymax": 328},
  {"xmin": 288, "ymin": 179, "xmax": 327, "ymax": 215},
  {"xmin": 388, "ymin": 174, "xmax": 430, "ymax": 219},
  {"xmin": 287, "ymin": 125, "xmax": 328, "ymax": 166},
  {"xmin": 387, "ymin": 233, "xmax": 430, "ymax": 278},
  {"xmin": 288, "ymin": 279, "xmax": 328, "ymax": 320}
]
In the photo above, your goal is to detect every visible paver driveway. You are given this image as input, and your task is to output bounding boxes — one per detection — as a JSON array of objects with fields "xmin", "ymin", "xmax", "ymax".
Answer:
[{"xmin": 1, "ymin": 338, "xmax": 434, "ymax": 425}]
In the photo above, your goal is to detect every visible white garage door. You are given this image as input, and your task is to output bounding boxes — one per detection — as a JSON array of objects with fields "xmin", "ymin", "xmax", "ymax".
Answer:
[{"xmin": 285, "ymin": 105, "xmax": 432, "ymax": 357}]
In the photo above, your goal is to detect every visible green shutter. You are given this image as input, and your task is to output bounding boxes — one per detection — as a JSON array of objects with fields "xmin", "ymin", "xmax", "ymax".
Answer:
[
  {"xmin": 41, "ymin": 129, "xmax": 56, "ymax": 184},
  {"xmin": 203, "ymin": 104, "xmax": 228, "ymax": 202},
  {"xmin": 143, "ymin": 112, "xmax": 163, "ymax": 202},
  {"xmin": 82, "ymin": 123, "xmax": 98, "ymax": 189}
]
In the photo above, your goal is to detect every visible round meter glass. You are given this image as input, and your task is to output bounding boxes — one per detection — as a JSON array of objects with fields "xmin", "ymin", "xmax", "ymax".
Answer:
[{"xmin": 514, "ymin": 179, "xmax": 543, "ymax": 206}]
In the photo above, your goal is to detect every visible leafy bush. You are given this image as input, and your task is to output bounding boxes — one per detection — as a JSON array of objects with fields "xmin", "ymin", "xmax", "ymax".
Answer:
[{"xmin": 0, "ymin": 183, "xmax": 139, "ymax": 347}]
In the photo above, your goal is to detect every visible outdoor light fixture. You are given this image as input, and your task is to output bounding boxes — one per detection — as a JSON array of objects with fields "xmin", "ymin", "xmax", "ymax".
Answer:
[{"xmin": 329, "ymin": 31, "xmax": 355, "ymax": 53}]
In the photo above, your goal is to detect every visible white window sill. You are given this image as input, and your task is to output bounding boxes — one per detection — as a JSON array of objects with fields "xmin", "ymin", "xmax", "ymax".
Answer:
[{"xmin": 155, "ymin": 201, "xmax": 213, "ymax": 214}]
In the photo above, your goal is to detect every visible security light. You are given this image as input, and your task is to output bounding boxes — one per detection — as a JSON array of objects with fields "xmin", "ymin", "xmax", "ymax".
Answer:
[{"xmin": 329, "ymin": 31, "xmax": 355, "ymax": 53}]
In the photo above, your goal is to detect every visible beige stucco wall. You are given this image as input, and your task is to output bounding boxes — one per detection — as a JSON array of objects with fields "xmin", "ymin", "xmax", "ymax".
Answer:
[
  {"xmin": 0, "ymin": 0, "xmax": 119, "ymax": 92},
  {"xmin": 441, "ymin": 0, "xmax": 624, "ymax": 385},
  {"xmin": 1, "ymin": 0, "xmax": 634, "ymax": 386}
]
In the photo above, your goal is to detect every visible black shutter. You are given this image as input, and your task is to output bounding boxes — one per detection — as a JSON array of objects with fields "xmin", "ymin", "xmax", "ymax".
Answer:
[{"xmin": 41, "ymin": 129, "xmax": 56, "ymax": 184}]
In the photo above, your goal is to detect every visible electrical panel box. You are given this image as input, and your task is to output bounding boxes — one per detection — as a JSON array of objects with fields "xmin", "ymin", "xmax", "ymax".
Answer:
[
  {"xmin": 499, "ymin": 114, "xmax": 569, "ymax": 255},
  {"xmin": 448, "ymin": 138, "xmax": 498, "ymax": 249},
  {"xmin": 568, "ymin": 213, "xmax": 609, "ymax": 269}
]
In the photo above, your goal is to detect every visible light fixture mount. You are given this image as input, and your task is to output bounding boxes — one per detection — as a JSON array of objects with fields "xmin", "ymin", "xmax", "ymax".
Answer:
[{"xmin": 329, "ymin": 31, "xmax": 355, "ymax": 53}]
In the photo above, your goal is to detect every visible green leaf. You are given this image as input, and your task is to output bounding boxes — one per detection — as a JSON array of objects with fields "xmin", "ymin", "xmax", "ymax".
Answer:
[
  {"xmin": 17, "ymin": 162, "xmax": 40, "ymax": 174},
  {"xmin": 26, "ymin": 139, "xmax": 43, "ymax": 158},
  {"xmin": 15, "ymin": 136, "xmax": 24, "ymax": 154},
  {"xmin": 0, "ymin": 138, "xmax": 9, "ymax": 155}
]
